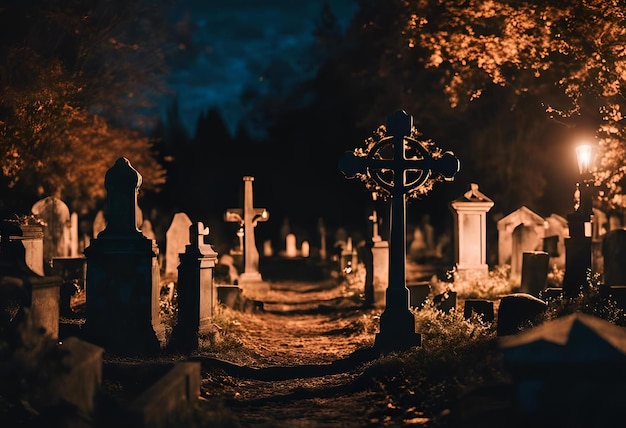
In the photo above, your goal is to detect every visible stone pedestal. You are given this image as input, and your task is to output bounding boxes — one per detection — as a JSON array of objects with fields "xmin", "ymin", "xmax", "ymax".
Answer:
[
  {"xmin": 450, "ymin": 184, "xmax": 494, "ymax": 277},
  {"xmin": 84, "ymin": 157, "xmax": 164, "ymax": 355},
  {"xmin": 0, "ymin": 219, "xmax": 63, "ymax": 339},
  {"xmin": 170, "ymin": 223, "xmax": 218, "ymax": 352}
]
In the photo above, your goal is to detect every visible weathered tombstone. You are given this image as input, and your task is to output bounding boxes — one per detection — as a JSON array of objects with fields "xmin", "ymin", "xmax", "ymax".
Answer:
[
  {"xmin": 70, "ymin": 211, "xmax": 79, "ymax": 257},
  {"xmin": 339, "ymin": 110, "xmax": 459, "ymax": 352},
  {"xmin": 602, "ymin": 228, "xmax": 626, "ymax": 286},
  {"xmin": 170, "ymin": 222, "xmax": 218, "ymax": 352},
  {"xmin": 92, "ymin": 210, "xmax": 106, "ymax": 238},
  {"xmin": 371, "ymin": 240, "xmax": 389, "ymax": 306},
  {"xmin": 263, "ymin": 239, "xmax": 273, "ymax": 257},
  {"xmin": 497, "ymin": 206, "xmax": 545, "ymax": 281},
  {"xmin": 407, "ymin": 282, "xmax": 430, "ymax": 309},
  {"xmin": 433, "ymin": 290, "xmax": 457, "ymax": 313},
  {"xmin": 301, "ymin": 240, "xmax": 310, "ymax": 258},
  {"xmin": 84, "ymin": 157, "xmax": 164, "ymax": 355},
  {"xmin": 463, "ymin": 299, "xmax": 494, "ymax": 322},
  {"xmin": 218, "ymin": 254, "xmax": 239, "ymax": 285},
  {"xmin": 165, "ymin": 212, "xmax": 192, "ymax": 276},
  {"xmin": 285, "ymin": 233, "xmax": 297, "ymax": 258},
  {"xmin": 141, "ymin": 219, "xmax": 156, "ymax": 241},
  {"xmin": 543, "ymin": 213, "xmax": 567, "ymax": 269},
  {"xmin": 0, "ymin": 218, "xmax": 63, "ymax": 339},
  {"xmin": 31, "ymin": 196, "xmax": 71, "ymax": 268},
  {"xmin": 450, "ymin": 183, "xmax": 494, "ymax": 278},
  {"xmin": 500, "ymin": 313, "xmax": 626, "ymax": 424},
  {"xmin": 496, "ymin": 293, "xmax": 547, "ymax": 336},
  {"xmin": 225, "ymin": 176, "xmax": 269, "ymax": 289},
  {"xmin": 520, "ymin": 251, "xmax": 550, "ymax": 297}
]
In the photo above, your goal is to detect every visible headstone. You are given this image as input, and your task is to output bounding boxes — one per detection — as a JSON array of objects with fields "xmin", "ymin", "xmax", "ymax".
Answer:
[
  {"xmin": 31, "ymin": 196, "xmax": 72, "ymax": 267},
  {"xmin": 543, "ymin": 213, "xmax": 568, "ymax": 269},
  {"xmin": 84, "ymin": 157, "xmax": 164, "ymax": 355},
  {"xmin": 407, "ymin": 282, "xmax": 430, "ymax": 309},
  {"xmin": 497, "ymin": 206, "xmax": 545, "ymax": 280},
  {"xmin": 371, "ymin": 240, "xmax": 389, "ymax": 306},
  {"xmin": 463, "ymin": 299, "xmax": 494, "ymax": 322},
  {"xmin": 285, "ymin": 233, "xmax": 297, "ymax": 258},
  {"xmin": 263, "ymin": 239, "xmax": 273, "ymax": 257},
  {"xmin": 500, "ymin": 313, "xmax": 626, "ymax": 423},
  {"xmin": 602, "ymin": 228, "xmax": 626, "ymax": 286},
  {"xmin": 520, "ymin": 251, "xmax": 550, "ymax": 297},
  {"xmin": 92, "ymin": 210, "xmax": 106, "ymax": 238},
  {"xmin": 218, "ymin": 254, "xmax": 239, "ymax": 285},
  {"xmin": 450, "ymin": 183, "xmax": 494, "ymax": 277},
  {"xmin": 496, "ymin": 293, "xmax": 547, "ymax": 336},
  {"xmin": 170, "ymin": 222, "xmax": 218, "ymax": 352},
  {"xmin": 225, "ymin": 176, "xmax": 269, "ymax": 288},
  {"xmin": 141, "ymin": 219, "xmax": 156, "ymax": 241},
  {"xmin": 433, "ymin": 290, "xmax": 457, "ymax": 313},
  {"xmin": 301, "ymin": 240, "xmax": 310, "ymax": 258},
  {"xmin": 318, "ymin": 218, "xmax": 327, "ymax": 260},
  {"xmin": 339, "ymin": 110, "xmax": 459, "ymax": 352},
  {"xmin": 358, "ymin": 241, "xmax": 375, "ymax": 307},
  {"xmin": 0, "ymin": 218, "xmax": 63, "ymax": 339},
  {"xmin": 70, "ymin": 212, "xmax": 79, "ymax": 257},
  {"xmin": 165, "ymin": 212, "xmax": 193, "ymax": 277}
]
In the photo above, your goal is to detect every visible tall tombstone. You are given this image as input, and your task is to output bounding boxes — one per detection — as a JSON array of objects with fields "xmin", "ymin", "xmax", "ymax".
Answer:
[
  {"xmin": 449, "ymin": 183, "xmax": 494, "ymax": 277},
  {"xmin": 31, "ymin": 196, "xmax": 71, "ymax": 268},
  {"xmin": 339, "ymin": 110, "xmax": 459, "ymax": 352},
  {"xmin": 543, "ymin": 213, "xmax": 568, "ymax": 269},
  {"xmin": 84, "ymin": 157, "xmax": 164, "ymax": 355},
  {"xmin": 165, "ymin": 212, "xmax": 193, "ymax": 276},
  {"xmin": 224, "ymin": 176, "xmax": 269, "ymax": 290},
  {"xmin": 92, "ymin": 210, "xmax": 106, "ymax": 238},
  {"xmin": 70, "ymin": 212, "xmax": 79, "ymax": 257},
  {"xmin": 497, "ymin": 206, "xmax": 545, "ymax": 279},
  {"xmin": 285, "ymin": 233, "xmax": 297, "ymax": 258},
  {"xmin": 170, "ymin": 222, "xmax": 218, "ymax": 352}
]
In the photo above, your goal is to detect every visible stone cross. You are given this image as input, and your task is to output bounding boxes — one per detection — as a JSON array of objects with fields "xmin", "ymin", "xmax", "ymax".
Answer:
[
  {"xmin": 225, "ymin": 176, "xmax": 269, "ymax": 283},
  {"xmin": 339, "ymin": 110, "xmax": 459, "ymax": 352}
]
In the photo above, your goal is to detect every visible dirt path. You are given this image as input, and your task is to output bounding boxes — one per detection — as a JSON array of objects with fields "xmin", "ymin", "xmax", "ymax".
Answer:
[{"xmin": 195, "ymin": 279, "xmax": 400, "ymax": 427}]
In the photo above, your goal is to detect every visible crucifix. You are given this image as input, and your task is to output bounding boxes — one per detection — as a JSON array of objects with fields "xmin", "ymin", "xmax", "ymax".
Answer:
[
  {"xmin": 225, "ymin": 176, "xmax": 269, "ymax": 283},
  {"xmin": 339, "ymin": 110, "xmax": 459, "ymax": 352}
]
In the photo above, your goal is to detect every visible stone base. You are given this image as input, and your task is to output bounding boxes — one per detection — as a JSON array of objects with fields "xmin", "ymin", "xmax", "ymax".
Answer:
[
  {"xmin": 374, "ymin": 309, "xmax": 421, "ymax": 353},
  {"xmin": 238, "ymin": 272, "xmax": 270, "ymax": 296}
]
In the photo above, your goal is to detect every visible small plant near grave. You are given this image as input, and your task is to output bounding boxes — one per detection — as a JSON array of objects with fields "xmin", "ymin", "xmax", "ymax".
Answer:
[
  {"xmin": 440, "ymin": 264, "xmax": 516, "ymax": 300},
  {"xmin": 542, "ymin": 270, "xmax": 626, "ymax": 326},
  {"xmin": 358, "ymin": 302, "xmax": 506, "ymax": 425}
]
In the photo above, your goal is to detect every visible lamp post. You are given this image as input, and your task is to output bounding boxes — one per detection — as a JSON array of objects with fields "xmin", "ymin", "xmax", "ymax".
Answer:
[{"xmin": 562, "ymin": 143, "xmax": 596, "ymax": 298}]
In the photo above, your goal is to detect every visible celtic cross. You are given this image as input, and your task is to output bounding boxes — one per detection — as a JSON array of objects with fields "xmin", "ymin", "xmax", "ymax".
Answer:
[{"xmin": 339, "ymin": 110, "xmax": 459, "ymax": 351}]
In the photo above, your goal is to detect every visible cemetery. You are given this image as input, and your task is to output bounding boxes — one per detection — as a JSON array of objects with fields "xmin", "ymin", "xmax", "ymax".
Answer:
[
  {"xmin": 5, "ymin": 2, "xmax": 626, "ymax": 427},
  {"xmin": 3, "ymin": 109, "xmax": 626, "ymax": 428}
]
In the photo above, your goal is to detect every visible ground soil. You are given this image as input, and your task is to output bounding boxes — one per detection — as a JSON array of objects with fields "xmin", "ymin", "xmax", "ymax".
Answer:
[{"xmin": 190, "ymin": 278, "xmax": 406, "ymax": 427}]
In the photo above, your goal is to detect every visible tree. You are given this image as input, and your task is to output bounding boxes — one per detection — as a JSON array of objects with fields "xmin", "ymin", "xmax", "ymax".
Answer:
[
  {"xmin": 400, "ymin": 0, "xmax": 626, "ymax": 210},
  {"xmin": 0, "ymin": 1, "xmax": 171, "ymax": 214}
]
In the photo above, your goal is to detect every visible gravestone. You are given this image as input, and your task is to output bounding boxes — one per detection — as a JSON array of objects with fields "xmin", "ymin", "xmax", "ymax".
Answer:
[
  {"xmin": 141, "ymin": 219, "xmax": 156, "ymax": 241},
  {"xmin": 225, "ymin": 176, "xmax": 269, "ymax": 289},
  {"xmin": 497, "ymin": 206, "xmax": 545, "ymax": 281},
  {"xmin": 543, "ymin": 213, "xmax": 568, "ymax": 269},
  {"xmin": 263, "ymin": 240, "xmax": 273, "ymax": 257},
  {"xmin": 450, "ymin": 183, "xmax": 494, "ymax": 277},
  {"xmin": 520, "ymin": 251, "xmax": 550, "ymax": 297},
  {"xmin": 70, "ymin": 211, "xmax": 79, "ymax": 257},
  {"xmin": 463, "ymin": 299, "xmax": 494, "ymax": 322},
  {"xmin": 165, "ymin": 212, "xmax": 193, "ymax": 276},
  {"xmin": 602, "ymin": 228, "xmax": 626, "ymax": 286},
  {"xmin": 339, "ymin": 110, "xmax": 459, "ymax": 352},
  {"xmin": 371, "ymin": 240, "xmax": 389, "ymax": 306},
  {"xmin": 92, "ymin": 210, "xmax": 106, "ymax": 238},
  {"xmin": 0, "ymin": 218, "xmax": 63, "ymax": 339},
  {"xmin": 301, "ymin": 240, "xmax": 310, "ymax": 258},
  {"xmin": 285, "ymin": 233, "xmax": 297, "ymax": 258},
  {"xmin": 84, "ymin": 157, "xmax": 164, "ymax": 355},
  {"xmin": 31, "ymin": 196, "xmax": 72, "ymax": 268},
  {"xmin": 170, "ymin": 222, "xmax": 218, "ymax": 352},
  {"xmin": 318, "ymin": 218, "xmax": 327, "ymax": 260},
  {"xmin": 496, "ymin": 293, "xmax": 547, "ymax": 336}
]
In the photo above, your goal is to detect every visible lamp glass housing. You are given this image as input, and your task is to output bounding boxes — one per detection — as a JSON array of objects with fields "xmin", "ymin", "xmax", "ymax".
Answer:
[{"xmin": 576, "ymin": 144, "xmax": 595, "ymax": 175}]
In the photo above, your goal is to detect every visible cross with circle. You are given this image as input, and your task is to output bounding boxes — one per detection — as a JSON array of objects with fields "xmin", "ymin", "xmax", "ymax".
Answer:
[{"xmin": 339, "ymin": 110, "xmax": 459, "ymax": 352}]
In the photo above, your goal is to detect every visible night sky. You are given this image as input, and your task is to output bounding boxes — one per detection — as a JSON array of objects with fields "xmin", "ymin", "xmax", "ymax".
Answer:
[{"xmin": 164, "ymin": 0, "xmax": 359, "ymax": 136}]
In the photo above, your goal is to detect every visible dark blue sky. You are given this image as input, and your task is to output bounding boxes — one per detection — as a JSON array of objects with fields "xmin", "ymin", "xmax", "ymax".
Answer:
[{"xmin": 165, "ymin": 0, "xmax": 359, "ymax": 135}]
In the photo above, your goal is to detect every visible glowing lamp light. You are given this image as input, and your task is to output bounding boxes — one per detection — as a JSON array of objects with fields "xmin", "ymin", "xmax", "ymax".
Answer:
[{"xmin": 576, "ymin": 144, "xmax": 595, "ymax": 176}]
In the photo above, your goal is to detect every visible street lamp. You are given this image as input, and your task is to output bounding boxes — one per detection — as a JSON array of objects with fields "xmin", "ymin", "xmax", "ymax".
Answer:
[{"xmin": 562, "ymin": 143, "xmax": 596, "ymax": 298}]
